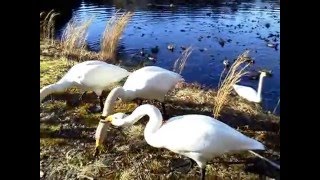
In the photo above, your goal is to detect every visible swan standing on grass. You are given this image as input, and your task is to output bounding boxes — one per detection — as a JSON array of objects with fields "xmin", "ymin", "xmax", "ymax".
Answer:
[
  {"xmin": 99, "ymin": 104, "xmax": 265, "ymax": 180},
  {"xmin": 100, "ymin": 66, "xmax": 183, "ymax": 118},
  {"xmin": 233, "ymin": 71, "xmax": 267, "ymax": 103},
  {"xmin": 40, "ymin": 60, "xmax": 130, "ymax": 112}
]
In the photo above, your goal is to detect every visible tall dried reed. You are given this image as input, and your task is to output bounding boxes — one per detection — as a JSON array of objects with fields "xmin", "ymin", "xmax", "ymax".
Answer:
[
  {"xmin": 213, "ymin": 51, "xmax": 251, "ymax": 118},
  {"xmin": 173, "ymin": 46, "xmax": 193, "ymax": 74},
  {"xmin": 40, "ymin": 10, "xmax": 59, "ymax": 44},
  {"xmin": 100, "ymin": 11, "xmax": 134, "ymax": 61},
  {"xmin": 60, "ymin": 17, "xmax": 93, "ymax": 58}
]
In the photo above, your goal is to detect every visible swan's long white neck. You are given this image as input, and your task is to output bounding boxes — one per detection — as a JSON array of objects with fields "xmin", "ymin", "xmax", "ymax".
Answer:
[
  {"xmin": 256, "ymin": 74, "xmax": 265, "ymax": 99},
  {"xmin": 40, "ymin": 80, "xmax": 72, "ymax": 103},
  {"xmin": 101, "ymin": 87, "xmax": 135, "ymax": 116},
  {"xmin": 121, "ymin": 105, "xmax": 163, "ymax": 148}
]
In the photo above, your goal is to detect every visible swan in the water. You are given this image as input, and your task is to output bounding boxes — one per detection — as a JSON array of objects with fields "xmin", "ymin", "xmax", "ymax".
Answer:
[
  {"xmin": 40, "ymin": 60, "xmax": 130, "ymax": 112},
  {"xmin": 100, "ymin": 66, "xmax": 183, "ymax": 118},
  {"xmin": 99, "ymin": 104, "xmax": 265, "ymax": 180},
  {"xmin": 233, "ymin": 71, "xmax": 267, "ymax": 103}
]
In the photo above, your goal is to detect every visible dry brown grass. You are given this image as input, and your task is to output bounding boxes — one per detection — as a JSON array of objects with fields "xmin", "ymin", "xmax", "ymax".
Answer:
[
  {"xmin": 60, "ymin": 17, "xmax": 93, "ymax": 60},
  {"xmin": 40, "ymin": 10, "xmax": 60, "ymax": 44},
  {"xmin": 99, "ymin": 11, "xmax": 134, "ymax": 61},
  {"xmin": 48, "ymin": 149, "xmax": 110, "ymax": 179},
  {"xmin": 213, "ymin": 51, "xmax": 251, "ymax": 118},
  {"xmin": 173, "ymin": 46, "xmax": 193, "ymax": 74}
]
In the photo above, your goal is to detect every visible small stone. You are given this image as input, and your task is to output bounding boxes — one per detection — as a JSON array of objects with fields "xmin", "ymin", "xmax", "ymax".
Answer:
[
  {"xmin": 40, "ymin": 171, "xmax": 44, "ymax": 178},
  {"xmin": 64, "ymin": 116, "xmax": 71, "ymax": 121},
  {"xmin": 40, "ymin": 113, "xmax": 49, "ymax": 118},
  {"xmin": 40, "ymin": 112, "xmax": 56, "ymax": 122}
]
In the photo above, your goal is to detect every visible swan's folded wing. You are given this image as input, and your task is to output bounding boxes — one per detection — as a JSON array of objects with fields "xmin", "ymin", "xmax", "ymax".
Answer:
[
  {"xmin": 233, "ymin": 85, "xmax": 257, "ymax": 97},
  {"xmin": 156, "ymin": 115, "xmax": 256, "ymax": 154}
]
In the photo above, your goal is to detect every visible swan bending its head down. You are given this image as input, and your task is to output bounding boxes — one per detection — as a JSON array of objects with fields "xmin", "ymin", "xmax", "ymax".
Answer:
[
  {"xmin": 233, "ymin": 71, "xmax": 267, "ymax": 103},
  {"xmin": 100, "ymin": 66, "xmax": 183, "ymax": 117},
  {"xmin": 96, "ymin": 104, "xmax": 265, "ymax": 179},
  {"xmin": 40, "ymin": 60, "xmax": 130, "ymax": 112}
]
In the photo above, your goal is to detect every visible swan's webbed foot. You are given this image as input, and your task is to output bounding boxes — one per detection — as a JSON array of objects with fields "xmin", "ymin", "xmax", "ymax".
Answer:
[
  {"xmin": 88, "ymin": 105, "xmax": 102, "ymax": 113},
  {"xmin": 170, "ymin": 158, "xmax": 195, "ymax": 173}
]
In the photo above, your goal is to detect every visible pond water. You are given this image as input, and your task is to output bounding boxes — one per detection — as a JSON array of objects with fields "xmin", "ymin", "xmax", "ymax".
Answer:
[{"xmin": 40, "ymin": 0, "xmax": 280, "ymax": 115}]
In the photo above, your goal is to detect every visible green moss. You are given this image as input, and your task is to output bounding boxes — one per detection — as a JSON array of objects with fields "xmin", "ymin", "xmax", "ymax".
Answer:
[
  {"xmin": 81, "ymin": 113, "xmax": 100, "ymax": 127},
  {"xmin": 62, "ymin": 104, "xmax": 97, "ymax": 127},
  {"xmin": 113, "ymin": 102, "xmax": 137, "ymax": 113},
  {"xmin": 40, "ymin": 57, "xmax": 72, "ymax": 88},
  {"xmin": 42, "ymin": 101, "xmax": 67, "ymax": 112},
  {"xmin": 40, "ymin": 123, "xmax": 61, "ymax": 138},
  {"xmin": 40, "ymin": 138, "xmax": 67, "ymax": 146}
]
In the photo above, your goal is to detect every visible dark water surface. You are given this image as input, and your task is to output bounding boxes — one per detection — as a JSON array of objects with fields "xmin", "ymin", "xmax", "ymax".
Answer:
[{"xmin": 40, "ymin": 0, "xmax": 280, "ymax": 115}]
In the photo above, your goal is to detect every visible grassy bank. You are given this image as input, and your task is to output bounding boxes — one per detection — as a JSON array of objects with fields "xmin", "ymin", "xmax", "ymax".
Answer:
[{"xmin": 40, "ymin": 38, "xmax": 280, "ymax": 179}]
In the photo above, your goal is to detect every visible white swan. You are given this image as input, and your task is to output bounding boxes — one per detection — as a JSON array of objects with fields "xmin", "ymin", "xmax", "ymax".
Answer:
[
  {"xmin": 100, "ymin": 104, "xmax": 265, "ymax": 179},
  {"xmin": 100, "ymin": 66, "xmax": 183, "ymax": 117},
  {"xmin": 40, "ymin": 60, "xmax": 130, "ymax": 111},
  {"xmin": 233, "ymin": 71, "xmax": 267, "ymax": 103}
]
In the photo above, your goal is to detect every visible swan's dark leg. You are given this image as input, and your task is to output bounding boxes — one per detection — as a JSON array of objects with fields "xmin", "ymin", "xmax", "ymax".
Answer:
[
  {"xmin": 171, "ymin": 158, "xmax": 195, "ymax": 172},
  {"xmin": 99, "ymin": 95, "xmax": 104, "ymax": 112},
  {"xmin": 93, "ymin": 147, "xmax": 100, "ymax": 157},
  {"xmin": 161, "ymin": 102, "xmax": 168, "ymax": 120},
  {"xmin": 135, "ymin": 98, "xmax": 143, "ymax": 106},
  {"xmin": 200, "ymin": 168, "xmax": 206, "ymax": 180},
  {"xmin": 79, "ymin": 91, "xmax": 87, "ymax": 101}
]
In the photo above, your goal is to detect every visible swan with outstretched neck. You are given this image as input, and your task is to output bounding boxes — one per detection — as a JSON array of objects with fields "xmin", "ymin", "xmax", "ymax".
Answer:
[
  {"xmin": 100, "ymin": 66, "xmax": 183, "ymax": 118},
  {"xmin": 40, "ymin": 60, "xmax": 130, "ymax": 112},
  {"xmin": 96, "ymin": 104, "xmax": 265, "ymax": 180},
  {"xmin": 233, "ymin": 71, "xmax": 267, "ymax": 103}
]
